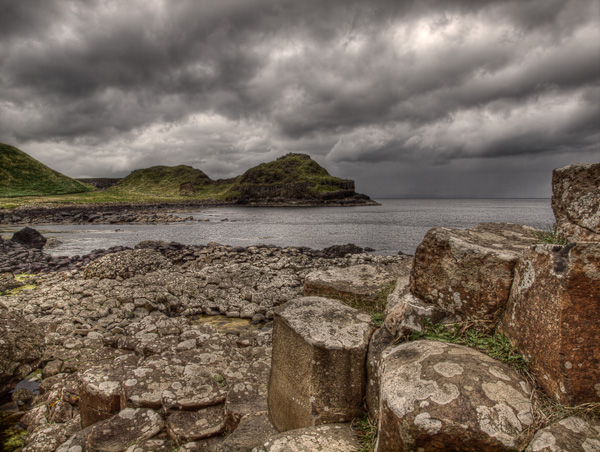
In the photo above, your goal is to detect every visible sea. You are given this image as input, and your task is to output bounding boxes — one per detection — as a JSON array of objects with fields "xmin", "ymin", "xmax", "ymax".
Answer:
[{"xmin": 1, "ymin": 199, "xmax": 554, "ymax": 257}]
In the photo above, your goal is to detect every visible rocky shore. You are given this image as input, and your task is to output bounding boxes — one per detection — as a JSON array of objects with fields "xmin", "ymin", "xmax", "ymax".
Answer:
[{"xmin": 0, "ymin": 163, "xmax": 598, "ymax": 452}]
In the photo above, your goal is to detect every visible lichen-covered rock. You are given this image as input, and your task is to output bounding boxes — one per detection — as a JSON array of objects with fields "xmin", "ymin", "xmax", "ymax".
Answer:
[
  {"xmin": 122, "ymin": 357, "xmax": 184, "ymax": 410},
  {"xmin": 166, "ymin": 406, "xmax": 226, "ymax": 443},
  {"xmin": 525, "ymin": 416, "xmax": 600, "ymax": 452},
  {"xmin": 83, "ymin": 249, "xmax": 172, "ymax": 279},
  {"xmin": 499, "ymin": 243, "xmax": 600, "ymax": 405},
  {"xmin": 124, "ymin": 438, "xmax": 177, "ymax": 452},
  {"xmin": 86, "ymin": 408, "xmax": 164, "ymax": 452},
  {"xmin": 410, "ymin": 223, "xmax": 539, "ymax": 330},
  {"xmin": 304, "ymin": 264, "xmax": 397, "ymax": 304},
  {"xmin": 376, "ymin": 340, "xmax": 534, "ymax": 452},
  {"xmin": 253, "ymin": 424, "xmax": 359, "ymax": 451},
  {"xmin": 161, "ymin": 363, "xmax": 227, "ymax": 411},
  {"xmin": 221, "ymin": 411, "xmax": 278, "ymax": 452},
  {"xmin": 552, "ymin": 163, "xmax": 600, "ymax": 241},
  {"xmin": 0, "ymin": 303, "xmax": 45, "ymax": 396},
  {"xmin": 268, "ymin": 297, "xmax": 374, "ymax": 432}
]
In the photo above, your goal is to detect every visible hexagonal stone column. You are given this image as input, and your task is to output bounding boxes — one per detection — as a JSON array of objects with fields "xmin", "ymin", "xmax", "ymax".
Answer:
[
  {"xmin": 500, "ymin": 243, "xmax": 600, "ymax": 405},
  {"xmin": 267, "ymin": 297, "xmax": 374, "ymax": 432}
]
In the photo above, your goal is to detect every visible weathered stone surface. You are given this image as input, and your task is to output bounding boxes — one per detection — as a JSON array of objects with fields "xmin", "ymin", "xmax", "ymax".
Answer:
[
  {"xmin": 22, "ymin": 422, "xmax": 70, "ymax": 452},
  {"xmin": 12, "ymin": 226, "xmax": 47, "ymax": 249},
  {"xmin": 254, "ymin": 424, "xmax": 359, "ymax": 451},
  {"xmin": 410, "ymin": 223, "xmax": 539, "ymax": 330},
  {"xmin": 0, "ymin": 302, "xmax": 45, "ymax": 395},
  {"xmin": 78, "ymin": 353, "xmax": 140, "ymax": 428},
  {"xmin": 552, "ymin": 163, "xmax": 600, "ymax": 241},
  {"xmin": 122, "ymin": 357, "xmax": 184, "ymax": 409},
  {"xmin": 222, "ymin": 411, "xmax": 278, "ymax": 452},
  {"xmin": 124, "ymin": 438, "xmax": 177, "ymax": 452},
  {"xmin": 161, "ymin": 364, "xmax": 227, "ymax": 411},
  {"xmin": 525, "ymin": 416, "xmax": 600, "ymax": 452},
  {"xmin": 166, "ymin": 405, "xmax": 226, "ymax": 442},
  {"xmin": 376, "ymin": 340, "xmax": 534, "ymax": 452},
  {"xmin": 304, "ymin": 264, "xmax": 396, "ymax": 303},
  {"xmin": 268, "ymin": 297, "xmax": 374, "ymax": 431},
  {"xmin": 87, "ymin": 408, "xmax": 164, "ymax": 452},
  {"xmin": 500, "ymin": 243, "xmax": 600, "ymax": 405},
  {"xmin": 83, "ymin": 249, "xmax": 172, "ymax": 279}
]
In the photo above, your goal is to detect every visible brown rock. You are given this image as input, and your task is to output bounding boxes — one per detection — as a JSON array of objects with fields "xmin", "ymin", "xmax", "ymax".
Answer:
[
  {"xmin": 161, "ymin": 364, "xmax": 227, "ymax": 411},
  {"xmin": 376, "ymin": 340, "xmax": 534, "ymax": 452},
  {"xmin": 267, "ymin": 297, "xmax": 374, "ymax": 432},
  {"xmin": 552, "ymin": 163, "xmax": 600, "ymax": 241},
  {"xmin": 124, "ymin": 438, "xmax": 177, "ymax": 452},
  {"xmin": 87, "ymin": 408, "xmax": 164, "ymax": 452},
  {"xmin": 410, "ymin": 223, "xmax": 539, "ymax": 330},
  {"xmin": 253, "ymin": 424, "xmax": 360, "ymax": 451},
  {"xmin": 221, "ymin": 411, "xmax": 278, "ymax": 452},
  {"xmin": 499, "ymin": 243, "xmax": 600, "ymax": 405},
  {"xmin": 83, "ymin": 249, "xmax": 172, "ymax": 280},
  {"xmin": 525, "ymin": 416, "xmax": 600, "ymax": 452},
  {"xmin": 166, "ymin": 406, "xmax": 226, "ymax": 443}
]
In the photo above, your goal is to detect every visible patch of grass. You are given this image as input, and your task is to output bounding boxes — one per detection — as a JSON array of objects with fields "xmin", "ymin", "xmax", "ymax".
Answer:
[
  {"xmin": 352, "ymin": 414, "xmax": 378, "ymax": 452},
  {"xmin": 534, "ymin": 225, "xmax": 569, "ymax": 245},
  {"xmin": 410, "ymin": 320, "xmax": 528, "ymax": 371},
  {"xmin": 214, "ymin": 375, "xmax": 228, "ymax": 390}
]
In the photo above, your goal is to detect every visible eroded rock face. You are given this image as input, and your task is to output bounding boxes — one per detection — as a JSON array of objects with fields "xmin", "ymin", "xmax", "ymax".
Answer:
[
  {"xmin": 376, "ymin": 340, "xmax": 534, "ymax": 452},
  {"xmin": 0, "ymin": 302, "xmax": 45, "ymax": 395},
  {"xmin": 254, "ymin": 424, "xmax": 360, "ymax": 452},
  {"xmin": 525, "ymin": 416, "xmax": 600, "ymax": 452},
  {"xmin": 268, "ymin": 297, "xmax": 374, "ymax": 432},
  {"xmin": 410, "ymin": 223, "xmax": 539, "ymax": 330},
  {"xmin": 499, "ymin": 243, "xmax": 600, "ymax": 405},
  {"xmin": 552, "ymin": 163, "xmax": 600, "ymax": 241},
  {"xmin": 83, "ymin": 249, "xmax": 173, "ymax": 279}
]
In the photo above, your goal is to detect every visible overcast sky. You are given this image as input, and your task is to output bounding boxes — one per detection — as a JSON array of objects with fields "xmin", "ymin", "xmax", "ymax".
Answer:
[{"xmin": 1, "ymin": 0, "xmax": 598, "ymax": 198}]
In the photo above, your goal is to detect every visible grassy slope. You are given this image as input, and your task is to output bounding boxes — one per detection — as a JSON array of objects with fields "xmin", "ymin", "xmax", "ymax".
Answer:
[
  {"xmin": 234, "ymin": 153, "xmax": 349, "ymax": 192},
  {"xmin": 0, "ymin": 143, "xmax": 93, "ymax": 197},
  {"xmin": 111, "ymin": 165, "xmax": 213, "ymax": 195}
]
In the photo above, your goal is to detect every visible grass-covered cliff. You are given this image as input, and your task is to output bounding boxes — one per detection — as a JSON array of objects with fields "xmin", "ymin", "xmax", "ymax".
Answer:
[{"xmin": 0, "ymin": 143, "xmax": 93, "ymax": 197}]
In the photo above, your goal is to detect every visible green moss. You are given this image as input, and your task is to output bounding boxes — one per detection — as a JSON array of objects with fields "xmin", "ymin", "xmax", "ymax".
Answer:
[
  {"xmin": 534, "ymin": 226, "xmax": 569, "ymax": 245},
  {"xmin": 0, "ymin": 142, "xmax": 93, "ymax": 197},
  {"xmin": 352, "ymin": 414, "xmax": 378, "ymax": 452}
]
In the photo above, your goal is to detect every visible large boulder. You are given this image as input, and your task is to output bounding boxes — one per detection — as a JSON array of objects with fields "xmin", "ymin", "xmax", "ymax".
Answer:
[
  {"xmin": 11, "ymin": 227, "xmax": 47, "ymax": 249},
  {"xmin": 0, "ymin": 303, "xmax": 45, "ymax": 395},
  {"xmin": 410, "ymin": 223, "xmax": 539, "ymax": 330},
  {"xmin": 499, "ymin": 243, "xmax": 600, "ymax": 405},
  {"xmin": 552, "ymin": 163, "xmax": 600, "ymax": 241},
  {"xmin": 376, "ymin": 340, "xmax": 534, "ymax": 452},
  {"xmin": 267, "ymin": 297, "xmax": 374, "ymax": 432},
  {"xmin": 83, "ymin": 249, "xmax": 172, "ymax": 279},
  {"xmin": 525, "ymin": 416, "xmax": 600, "ymax": 452}
]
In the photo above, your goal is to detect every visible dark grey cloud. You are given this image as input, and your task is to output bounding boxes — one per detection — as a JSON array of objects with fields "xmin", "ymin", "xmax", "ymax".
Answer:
[{"xmin": 0, "ymin": 0, "xmax": 598, "ymax": 197}]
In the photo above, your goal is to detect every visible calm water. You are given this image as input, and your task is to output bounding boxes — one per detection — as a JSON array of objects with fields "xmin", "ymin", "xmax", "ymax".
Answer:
[{"xmin": 1, "ymin": 199, "xmax": 554, "ymax": 256}]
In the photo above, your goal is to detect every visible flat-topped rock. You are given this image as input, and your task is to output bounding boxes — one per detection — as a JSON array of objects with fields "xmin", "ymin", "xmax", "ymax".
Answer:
[
  {"xmin": 268, "ymin": 297, "xmax": 374, "ymax": 431},
  {"xmin": 221, "ymin": 411, "xmax": 278, "ymax": 452},
  {"xmin": 254, "ymin": 424, "xmax": 360, "ymax": 451},
  {"xmin": 166, "ymin": 405, "xmax": 226, "ymax": 443},
  {"xmin": 525, "ymin": 416, "xmax": 600, "ymax": 452},
  {"xmin": 410, "ymin": 222, "xmax": 539, "ymax": 330},
  {"xmin": 552, "ymin": 163, "xmax": 600, "ymax": 241},
  {"xmin": 376, "ymin": 340, "xmax": 534, "ymax": 452},
  {"xmin": 83, "ymin": 249, "xmax": 173, "ymax": 279},
  {"xmin": 304, "ymin": 264, "xmax": 397, "ymax": 301},
  {"xmin": 500, "ymin": 243, "xmax": 600, "ymax": 405},
  {"xmin": 86, "ymin": 408, "xmax": 164, "ymax": 452}
]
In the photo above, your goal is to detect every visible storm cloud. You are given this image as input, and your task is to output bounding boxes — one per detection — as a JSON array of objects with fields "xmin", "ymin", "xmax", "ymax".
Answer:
[{"xmin": 1, "ymin": 0, "xmax": 598, "ymax": 197}]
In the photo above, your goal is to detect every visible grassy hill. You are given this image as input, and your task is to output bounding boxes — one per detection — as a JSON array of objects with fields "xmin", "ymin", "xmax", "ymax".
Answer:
[
  {"xmin": 0, "ymin": 143, "xmax": 93, "ymax": 197},
  {"xmin": 111, "ymin": 165, "xmax": 214, "ymax": 196}
]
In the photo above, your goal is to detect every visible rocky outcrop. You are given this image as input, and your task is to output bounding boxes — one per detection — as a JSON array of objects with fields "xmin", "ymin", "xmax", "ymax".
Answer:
[
  {"xmin": 12, "ymin": 226, "xmax": 47, "ymax": 249},
  {"xmin": 525, "ymin": 416, "xmax": 600, "ymax": 452},
  {"xmin": 376, "ymin": 340, "xmax": 534, "ymax": 452},
  {"xmin": 552, "ymin": 163, "xmax": 600, "ymax": 241},
  {"xmin": 268, "ymin": 297, "xmax": 374, "ymax": 431},
  {"xmin": 499, "ymin": 243, "xmax": 600, "ymax": 405},
  {"xmin": 410, "ymin": 222, "xmax": 539, "ymax": 330},
  {"xmin": 82, "ymin": 249, "xmax": 173, "ymax": 279},
  {"xmin": 0, "ymin": 303, "xmax": 45, "ymax": 396}
]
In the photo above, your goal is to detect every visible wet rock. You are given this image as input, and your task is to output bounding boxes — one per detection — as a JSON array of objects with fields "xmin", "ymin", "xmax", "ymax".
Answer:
[
  {"xmin": 499, "ymin": 243, "xmax": 600, "ymax": 405},
  {"xmin": 83, "ymin": 249, "xmax": 172, "ymax": 279},
  {"xmin": 268, "ymin": 297, "xmax": 374, "ymax": 431},
  {"xmin": 12, "ymin": 227, "xmax": 47, "ymax": 249},
  {"xmin": 410, "ymin": 223, "xmax": 539, "ymax": 330},
  {"xmin": 321, "ymin": 243, "xmax": 364, "ymax": 258},
  {"xmin": 552, "ymin": 163, "xmax": 600, "ymax": 241},
  {"xmin": 0, "ymin": 303, "xmax": 45, "ymax": 396},
  {"xmin": 166, "ymin": 405, "xmax": 226, "ymax": 442},
  {"xmin": 525, "ymin": 416, "xmax": 600, "ymax": 452},
  {"xmin": 221, "ymin": 411, "xmax": 278, "ymax": 452},
  {"xmin": 304, "ymin": 264, "xmax": 397, "ymax": 306},
  {"xmin": 254, "ymin": 424, "xmax": 360, "ymax": 451},
  {"xmin": 12, "ymin": 387, "xmax": 34, "ymax": 406},
  {"xmin": 86, "ymin": 408, "xmax": 164, "ymax": 452},
  {"xmin": 376, "ymin": 340, "xmax": 534, "ymax": 452}
]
